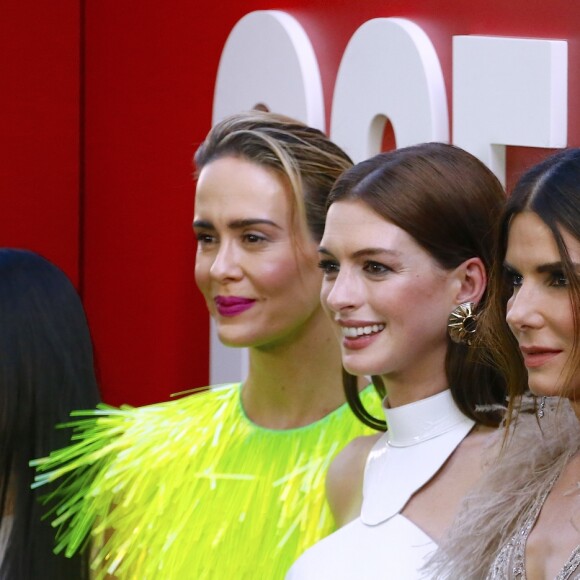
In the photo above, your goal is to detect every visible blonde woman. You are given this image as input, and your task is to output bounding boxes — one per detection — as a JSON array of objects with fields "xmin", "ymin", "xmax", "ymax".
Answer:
[{"xmin": 33, "ymin": 112, "xmax": 380, "ymax": 579}]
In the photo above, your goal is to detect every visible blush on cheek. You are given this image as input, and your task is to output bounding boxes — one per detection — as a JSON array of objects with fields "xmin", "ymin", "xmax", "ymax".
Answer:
[{"xmin": 193, "ymin": 266, "xmax": 207, "ymax": 290}]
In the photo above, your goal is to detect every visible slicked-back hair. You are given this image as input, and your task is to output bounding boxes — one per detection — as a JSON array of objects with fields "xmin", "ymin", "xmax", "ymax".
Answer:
[{"xmin": 194, "ymin": 110, "xmax": 353, "ymax": 243}]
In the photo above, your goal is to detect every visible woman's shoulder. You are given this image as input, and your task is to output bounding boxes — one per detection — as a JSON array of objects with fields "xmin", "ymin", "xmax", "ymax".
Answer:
[
  {"xmin": 326, "ymin": 432, "xmax": 383, "ymax": 527},
  {"xmin": 98, "ymin": 382, "xmax": 241, "ymax": 426},
  {"xmin": 33, "ymin": 383, "xmax": 242, "ymax": 480},
  {"xmin": 329, "ymin": 432, "xmax": 383, "ymax": 480}
]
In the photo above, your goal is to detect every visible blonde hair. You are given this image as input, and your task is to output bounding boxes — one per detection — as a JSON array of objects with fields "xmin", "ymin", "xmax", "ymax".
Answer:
[{"xmin": 194, "ymin": 111, "xmax": 353, "ymax": 242}]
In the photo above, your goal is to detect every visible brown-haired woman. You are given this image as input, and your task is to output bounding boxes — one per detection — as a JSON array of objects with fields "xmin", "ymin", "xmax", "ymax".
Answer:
[
  {"xmin": 287, "ymin": 142, "xmax": 507, "ymax": 578},
  {"xmin": 429, "ymin": 148, "xmax": 580, "ymax": 579}
]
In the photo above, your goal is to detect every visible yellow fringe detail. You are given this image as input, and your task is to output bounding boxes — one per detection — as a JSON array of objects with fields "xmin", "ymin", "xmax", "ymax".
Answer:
[{"xmin": 33, "ymin": 384, "xmax": 381, "ymax": 579}]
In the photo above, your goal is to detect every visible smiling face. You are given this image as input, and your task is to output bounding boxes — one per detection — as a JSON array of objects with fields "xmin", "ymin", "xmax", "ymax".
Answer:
[
  {"xmin": 193, "ymin": 155, "xmax": 323, "ymax": 349},
  {"xmin": 319, "ymin": 199, "xmax": 459, "ymax": 398},
  {"xmin": 505, "ymin": 211, "xmax": 580, "ymax": 404}
]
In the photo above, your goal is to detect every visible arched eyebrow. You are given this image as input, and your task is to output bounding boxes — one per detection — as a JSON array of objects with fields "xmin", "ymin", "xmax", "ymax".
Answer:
[
  {"xmin": 193, "ymin": 218, "xmax": 282, "ymax": 230},
  {"xmin": 536, "ymin": 261, "xmax": 578, "ymax": 273},
  {"xmin": 318, "ymin": 246, "xmax": 402, "ymax": 260},
  {"xmin": 537, "ymin": 262, "xmax": 580, "ymax": 277},
  {"xmin": 503, "ymin": 260, "xmax": 580, "ymax": 274},
  {"xmin": 537, "ymin": 261, "xmax": 565, "ymax": 273}
]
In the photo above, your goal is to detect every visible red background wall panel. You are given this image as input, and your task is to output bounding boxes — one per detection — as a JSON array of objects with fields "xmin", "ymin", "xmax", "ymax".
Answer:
[
  {"xmin": 0, "ymin": 0, "xmax": 81, "ymax": 284},
  {"xmin": 82, "ymin": 1, "xmax": 213, "ymax": 404},
  {"xmin": 2, "ymin": 0, "xmax": 579, "ymax": 405}
]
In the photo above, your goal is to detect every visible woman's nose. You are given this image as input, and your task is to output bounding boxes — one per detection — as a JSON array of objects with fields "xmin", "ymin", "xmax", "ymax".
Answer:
[
  {"xmin": 209, "ymin": 242, "xmax": 243, "ymax": 282},
  {"xmin": 506, "ymin": 282, "xmax": 544, "ymax": 332},
  {"xmin": 323, "ymin": 270, "xmax": 361, "ymax": 313}
]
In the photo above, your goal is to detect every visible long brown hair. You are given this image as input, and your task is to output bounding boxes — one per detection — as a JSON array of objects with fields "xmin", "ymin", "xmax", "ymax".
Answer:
[
  {"xmin": 483, "ymin": 148, "xmax": 580, "ymax": 426},
  {"xmin": 328, "ymin": 142, "xmax": 507, "ymax": 430}
]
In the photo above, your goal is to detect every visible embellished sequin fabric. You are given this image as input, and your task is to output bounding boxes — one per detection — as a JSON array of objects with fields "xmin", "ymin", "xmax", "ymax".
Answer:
[
  {"xmin": 424, "ymin": 400, "xmax": 580, "ymax": 580},
  {"xmin": 487, "ymin": 472, "xmax": 580, "ymax": 580},
  {"xmin": 32, "ymin": 383, "xmax": 381, "ymax": 579}
]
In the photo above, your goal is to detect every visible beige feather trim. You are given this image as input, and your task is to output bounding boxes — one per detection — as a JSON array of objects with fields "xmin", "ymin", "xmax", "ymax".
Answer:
[{"xmin": 426, "ymin": 397, "xmax": 580, "ymax": 579}]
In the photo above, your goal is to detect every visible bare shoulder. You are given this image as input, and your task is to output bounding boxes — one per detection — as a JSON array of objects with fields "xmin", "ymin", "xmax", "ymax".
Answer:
[
  {"xmin": 329, "ymin": 433, "xmax": 382, "ymax": 479},
  {"xmin": 443, "ymin": 424, "xmax": 502, "ymax": 483},
  {"xmin": 402, "ymin": 424, "xmax": 502, "ymax": 542},
  {"xmin": 326, "ymin": 432, "xmax": 382, "ymax": 528},
  {"xmin": 459, "ymin": 424, "xmax": 501, "ymax": 466}
]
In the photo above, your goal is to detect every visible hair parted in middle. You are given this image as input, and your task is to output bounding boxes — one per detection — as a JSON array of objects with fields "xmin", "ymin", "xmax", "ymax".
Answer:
[
  {"xmin": 482, "ymin": 148, "xmax": 580, "ymax": 426},
  {"xmin": 327, "ymin": 142, "xmax": 507, "ymax": 430},
  {"xmin": 194, "ymin": 110, "xmax": 354, "ymax": 243}
]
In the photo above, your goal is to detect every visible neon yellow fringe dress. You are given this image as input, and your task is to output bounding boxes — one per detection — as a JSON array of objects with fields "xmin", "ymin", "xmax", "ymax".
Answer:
[{"xmin": 33, "ymin": 383, "xmax": 381, "ymax": 579}]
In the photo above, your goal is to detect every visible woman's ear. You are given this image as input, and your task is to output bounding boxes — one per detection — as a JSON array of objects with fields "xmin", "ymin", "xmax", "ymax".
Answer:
[{"xmin": 452, "ymin": 257, "xmax": 487, "ymax": 306}]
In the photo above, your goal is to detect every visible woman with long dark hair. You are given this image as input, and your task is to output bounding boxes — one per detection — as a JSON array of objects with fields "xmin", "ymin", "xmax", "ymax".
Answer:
[
  {"xmin": 287, "ymin": 142, "xmax": 507, "ymax": 578},
  {"xmin": 0, "ymin": 249, "xmax": 100, "ymax": 579},
  {"xmin": 430, "ymin": 148, "xmax": 580, "ymax": 579}
]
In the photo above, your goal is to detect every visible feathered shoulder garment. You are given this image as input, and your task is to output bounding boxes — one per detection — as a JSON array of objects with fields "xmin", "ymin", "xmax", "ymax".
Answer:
[
  {"xmin": 33, "ymin": 383, "xmax": 381, "ymax": 579},
  {"xmin": 427, "ymin": 397, "xmax": 580, "ymax": 579}
]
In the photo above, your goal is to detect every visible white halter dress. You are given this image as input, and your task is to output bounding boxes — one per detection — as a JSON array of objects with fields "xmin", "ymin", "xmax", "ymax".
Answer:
[{"xmin": 286, "ymin": 390, "xmax": 475, "ymax": 580}]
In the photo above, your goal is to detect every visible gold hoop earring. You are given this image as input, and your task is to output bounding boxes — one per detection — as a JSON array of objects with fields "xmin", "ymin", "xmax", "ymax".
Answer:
[{"xmin": 447, "ymin": 302, "xmax": 478, "ymax": 346}]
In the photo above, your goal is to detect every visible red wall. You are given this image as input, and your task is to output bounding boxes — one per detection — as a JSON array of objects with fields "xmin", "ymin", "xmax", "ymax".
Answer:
[
  {"xmin": 2, "ymin": 0, "xmax": 580, "ymax": 405},
  {"xmin": 0, "ymin": 0, "xmax": 81, "ymax": 284}
]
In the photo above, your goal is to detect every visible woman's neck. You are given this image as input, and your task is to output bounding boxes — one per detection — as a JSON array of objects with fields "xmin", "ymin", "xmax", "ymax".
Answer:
[
  {"xmin": 241, "ymin": 309, "xmax": 350, "ymax": 429},
  {"xmin": 380, "ymin": 354, "xmax": 448, "ymax": 409}
]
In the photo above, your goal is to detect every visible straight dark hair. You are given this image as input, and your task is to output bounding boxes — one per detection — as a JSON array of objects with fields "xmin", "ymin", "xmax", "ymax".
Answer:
[
  {"xmin": 328, "ymin": 143, "xmax": 507, "ymax": 430},
  {"xmin": 0, "ymin": 249, "xmax": 100, "ymax": 579},
  {"xmin": 483, "ymin": 148, "xmax": 580, "ymax": 426}
]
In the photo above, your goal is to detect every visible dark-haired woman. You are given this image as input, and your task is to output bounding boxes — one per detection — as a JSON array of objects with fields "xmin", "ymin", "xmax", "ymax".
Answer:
[
  {"xmin": 33, "ymin": 111, "xmax": 381, "ymax": 579},
  {"xmin": 0, "ymin": 249, "xmax": 100, "ymax": 579},
  {"xmin": 287, "ymin": 142, "xmax": 507, "ymax": 578},
  {"xmin": 428, "ymin": 148, "xmax": 580, "ymax": 579}
]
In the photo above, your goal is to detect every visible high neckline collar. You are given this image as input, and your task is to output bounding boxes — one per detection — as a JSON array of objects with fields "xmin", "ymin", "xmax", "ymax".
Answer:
[
  {"xmin": 384, "ymin": 389, "xmax": 468, "ymax": 447},
  {"xmin": 362, "ymin": 389, "xmax": 475, "ymax": 524}
]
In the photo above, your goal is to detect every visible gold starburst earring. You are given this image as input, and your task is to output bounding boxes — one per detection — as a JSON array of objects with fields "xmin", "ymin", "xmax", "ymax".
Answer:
[{"xmin": 447, "ymin": 302, "xmax": 478, "ymax": 346}]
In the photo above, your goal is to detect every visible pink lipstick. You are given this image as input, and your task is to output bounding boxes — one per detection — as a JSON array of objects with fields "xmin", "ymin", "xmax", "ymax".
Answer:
[
  {"xmin": 339, "ymin": 321, "xmax": 385, "ymax": 351},
  {"xmin": 215, "ymin": 296, "xmax": 256, "ymax": 317},
  {"xmin": 520, "ymin": 346, "xmax": 562, "ymax": 369}
]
